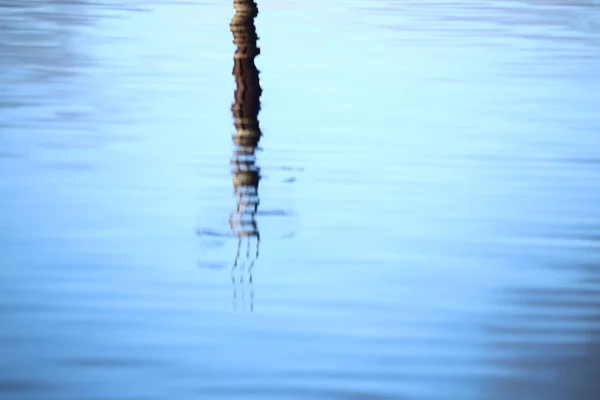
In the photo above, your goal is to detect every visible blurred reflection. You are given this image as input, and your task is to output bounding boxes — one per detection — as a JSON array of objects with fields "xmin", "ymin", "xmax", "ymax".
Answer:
[
  {"xmin": 0, "ymin": 2, "xmax": 94, "ymax": 118},
  {"xmin": 483, "ymin": 260, "xmax": 600, "ymax": 398},
  {"xmin": 229, "ymin": 0, "xmax": 262, "ymax": 312}
]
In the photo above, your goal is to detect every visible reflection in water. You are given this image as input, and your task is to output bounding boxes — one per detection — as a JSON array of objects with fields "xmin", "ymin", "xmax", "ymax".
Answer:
[
  {"xmin": 229, "ymin": 0, "xmax": 262, "ymax": 312},
  {"xmin": 1, "ymin": 1, "xmax": 599, "ymax": 398}
]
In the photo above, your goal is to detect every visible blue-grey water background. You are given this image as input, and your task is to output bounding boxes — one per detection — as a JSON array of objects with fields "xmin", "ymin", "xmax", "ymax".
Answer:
[{"xmin": 1, "ymin": 1, "xmax": 600, "ymax": 399}]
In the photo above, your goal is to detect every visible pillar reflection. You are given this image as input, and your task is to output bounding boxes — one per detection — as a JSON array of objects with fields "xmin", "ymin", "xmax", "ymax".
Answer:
[{"xmin": 229, "ymin": 0, "xmax": 262, "ymax": 312}]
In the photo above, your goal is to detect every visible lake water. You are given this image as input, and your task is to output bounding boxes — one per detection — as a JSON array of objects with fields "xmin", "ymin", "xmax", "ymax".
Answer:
[{"xmin": 1, "ymin": 1, "xmax": 600, "ymax": 399}]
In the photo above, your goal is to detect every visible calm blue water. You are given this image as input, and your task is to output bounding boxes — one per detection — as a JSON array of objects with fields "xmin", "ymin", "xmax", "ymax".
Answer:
[{"xmin": 1, "ymin": 1, "xmax": 600, "ymax": 399}]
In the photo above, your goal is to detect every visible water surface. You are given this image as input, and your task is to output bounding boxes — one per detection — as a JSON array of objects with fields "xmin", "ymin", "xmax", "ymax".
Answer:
[{"xmin": 1, "ymin": 0, "xmax": 600, "ymax": 399}]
